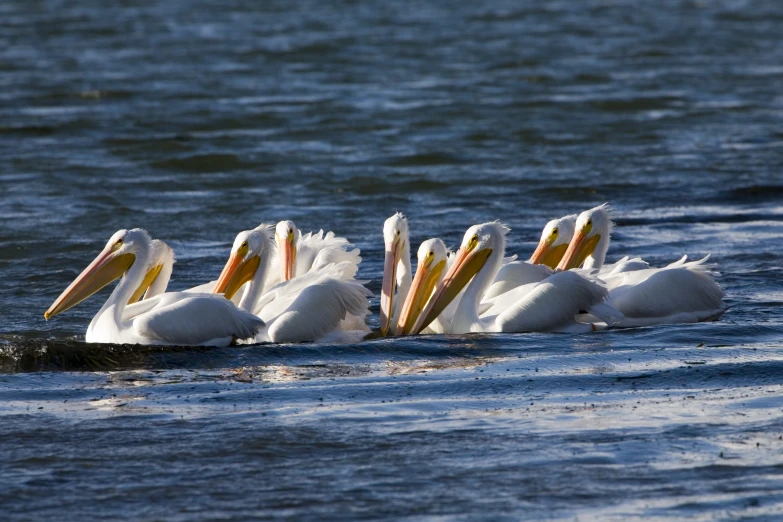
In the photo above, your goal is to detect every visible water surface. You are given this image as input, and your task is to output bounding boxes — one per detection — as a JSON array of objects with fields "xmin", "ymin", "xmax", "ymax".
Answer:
[{"xmin": 2, "ymin": 0, "xmax": 783, "ymax": 519}]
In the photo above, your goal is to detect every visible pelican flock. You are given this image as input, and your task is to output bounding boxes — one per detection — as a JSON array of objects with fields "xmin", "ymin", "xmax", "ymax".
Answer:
[{"xmin": 45, "ymin": 204, "xmax": 727, "ymax": 346}]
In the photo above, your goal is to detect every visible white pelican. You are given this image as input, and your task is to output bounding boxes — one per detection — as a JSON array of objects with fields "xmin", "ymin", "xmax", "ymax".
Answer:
[
  {"xmin": 410, "ymin": 223, "xmax": 618, "ymax": 335},
  {"xmin": 385, "ymin": 217, "xmax": 576, "ymax": 334},
  {"xmin": 483, "ymin": 214, "xmax": 576, "ymax": 300},
  {"xmin": 557, "ymin": 205, "xmax": 726, "ymax": 326},
  {"xmin": 530, "ymin": 214, "xmax": 577, "ymax": 268},
  {"xmin": 212, "ymin": 225, "xmax": 371, "ymax": 343},
  {"xmin": 555, "ymin": 204, "xmax": 649, "ymax": 274},
  {"xmin": 379, "ymin": 213, "xmax": 411, "ymax": 336},
  {"xmin": 275, "ymin": 220, "xmax": 361, "ymax": 282},
  {"xmin": 44, "ymin": 229, "xmax": 264, "ymax": 346},
  {"xmin": 396, "ymin": 238, "xmax": 451, "ymax": 335}
]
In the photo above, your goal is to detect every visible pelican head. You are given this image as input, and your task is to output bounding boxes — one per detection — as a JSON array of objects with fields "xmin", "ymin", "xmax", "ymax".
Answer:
[
  {"xmin": 529, "ymin": 214, "xmax": 577, "ymax": 269},
  {"xmin": 275, "ymin": 220, "xmax": 299, "ymax": 282},
  {"xmin": 380, "ymin": 212, "xmax": 408, "ymax": 336},
  {"xmin": 128, "ymin": 239, "xmax": 175, "ymax": 304},
  {"xmin": 213, "ymin": 225, "xmax": 273, "ymax": 300},
  {"xmin": 556, "ymin": 203, "xmax": 613, "ymax": 271},
  {"xmin": 412, "ymin": 222, "xmax": 506, "ymax": 334},
  {"xmin": 45, "ymin": 229, "xmax": 150, "ymax": 319},
  {"xmin": 396, "ymin": 238, "xmax": 449, "ymax": 336}
]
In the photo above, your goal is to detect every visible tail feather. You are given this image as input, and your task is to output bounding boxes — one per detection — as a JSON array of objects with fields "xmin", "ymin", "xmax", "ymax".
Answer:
[{"xmin": 587, "ymin": 302, "xmax": 624, "ymax": 326}]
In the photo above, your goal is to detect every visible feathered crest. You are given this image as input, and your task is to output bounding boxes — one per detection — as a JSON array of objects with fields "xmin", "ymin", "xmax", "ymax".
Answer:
[
  {"xmin": 150, "ymin": 239, "xmax": 176, "ymax": 264},
  {"xmin": 599, "ymin": 203, "xmax": 615, "ymax": 233},
  {"xmin": 578, "ymin": 203, "xmax": 614, "ymax": 233},
  {"xmin": 254, "ymin": 222, "xmax": 275, "ymax": 239},
  {"xmin": 598, "ymin": 202, "xmax": 613, "ymax": 220},
  {"xmin": 489, "ymin": 220, "xmax": 511, "ymax": 236},
  {"xmin": 128, "ymin": 228, "xmax": 153, "ymax": 243}
]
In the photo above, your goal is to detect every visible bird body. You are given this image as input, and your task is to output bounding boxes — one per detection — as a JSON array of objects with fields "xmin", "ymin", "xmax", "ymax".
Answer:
[
  {"xmin": 558, "ymin": 204, "xmax": 726, "ymax": 326},
  {"xmin": 45, "ymin": 229, "xmax": 264, "ymax": 346},
  {"xmin": 213, "ymin": 225, "xmax": 371, "ymax": 343},
  {"xmin": 408, "ymin": 223, "xmax": 616, "ymax": 335}
]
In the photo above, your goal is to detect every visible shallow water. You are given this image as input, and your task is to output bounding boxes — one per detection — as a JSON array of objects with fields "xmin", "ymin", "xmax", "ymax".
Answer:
[{"xmin": 2, "ymin": 0, "xmax": 783, "ymax": 519}]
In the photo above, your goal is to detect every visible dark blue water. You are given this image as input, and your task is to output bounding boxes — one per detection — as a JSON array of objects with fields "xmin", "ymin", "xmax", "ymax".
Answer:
[{"xmin": 2, "ymin": 0, "xmax": 783, "ymax": 519}]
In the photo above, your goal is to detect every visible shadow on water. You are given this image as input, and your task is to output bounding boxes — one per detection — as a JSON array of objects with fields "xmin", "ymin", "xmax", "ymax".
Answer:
[{"xmin": 0, "ymin": 334, "xmax": 526, "ymax": 373}]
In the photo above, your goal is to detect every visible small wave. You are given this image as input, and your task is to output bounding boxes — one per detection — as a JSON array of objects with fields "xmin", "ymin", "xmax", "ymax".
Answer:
[
  {"xmin": 150, "ymin": 153, "xmax": 249, "ymax": 173},
  {"xmin": 387, "ymin": 152, "xmax": 467, "ymax": 167},
  {"xmin": 591, "ymin": 96, "xmax": 680, "ymax": 113},
  {"xmin": 334, "ymin": 175, "xmax": 451, "ymax": 195},
  {"xmin": 724, "ymin": 185, "xmax": 783, "ymax": 203},
  {"xmin": 618, "ymin": 211, "xmax": 783, "ymax": 227},
  {"xmin": 0, "ymin": 125, "xmax": 56, "ymax": 136}
]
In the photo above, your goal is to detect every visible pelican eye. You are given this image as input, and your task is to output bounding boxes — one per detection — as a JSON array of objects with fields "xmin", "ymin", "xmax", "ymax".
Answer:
[
  {"xmin": 587, "ymin": 220, "xmax": 592, "ymax": 225},
  {"xmin": 472, "ymin": 234, "xmax": 478, "ymax": 242},
  {"xmin": 429, "ymin": 251, "xmax": 434, "ymax": 257},
  {"xmin": 288, "ymin": 228, "xmax": 293, "ymax": 235},
  {"xmin": 241, "ymin": 241, "xmax": 248, "ymax": 248},
  {"xmin": 552, "ymin": 228, "xmax": 558, "ymax": 235}
]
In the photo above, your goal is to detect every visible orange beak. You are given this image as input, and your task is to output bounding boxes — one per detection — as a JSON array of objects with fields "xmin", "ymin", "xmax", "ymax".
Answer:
[
  {"xmin": 45, "ymin": 248, "xmax": 136, "ymax": 319},
  {"xmin": 380, "ymin": 238, "xmax": 402, "ymax": 336},
  {"xmin": 278, "ymin": 233, "xmax": 296, "ymax": 282},
  {"xmin": 213, "ymin": 252, "xmax": 260, "ymax": 301},
  {"xmin": 396, "ymin": 257, "xmax": 446, "ymax": 336},
  {"xmin": 556, "ymin": 230, "xmax": 600, "ymax": 271},
  {"xmin": 128, "ymin": 263, "xmax": 163, "ymax": 304},
  {"xmin": 412, "ymin": 245, "xmax": 491, "ymax": 334},
  {"xmin": 530, "ymin": 240, "xmax": 568, "ymax": 269}
]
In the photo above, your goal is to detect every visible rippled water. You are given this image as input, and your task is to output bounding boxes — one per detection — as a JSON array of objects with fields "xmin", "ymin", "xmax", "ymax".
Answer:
[{"xmin": 2, "ymin": 0, "xmax": 783, "ymax": 519}]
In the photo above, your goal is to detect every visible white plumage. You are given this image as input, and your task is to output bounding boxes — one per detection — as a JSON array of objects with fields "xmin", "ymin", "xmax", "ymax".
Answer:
[
  {"xmin": 483, "ymin": 261, "xmax": 553, "ymax": 300},
  {"xmin": 126, "ymin": 292, "xmax": 265, "ymax": 345},
  {"xmin": 494, "ymin": 271, "xmax": 610, "ymax": 333},
  {"xmin": 261, "ymin": 278, "xmax": 371, "ymax": 343},
  {"xmin": 484, "ymin": 213, "xmax": 578, "ymax": 300},
  {"xmin": 213, "ymin": 225, "xmax": 371, "ymax": 343},
  {"xmin": 275, "ymin": 220, "xmax": 361, "ymax": 282},
  {"xmin": 558, "ymin": 204, "xmax": 726, "ymax": 326},
  {"xmin": 45, "ymin": 201, "xmax": 730, "ymax": 345},
  {"xmin": 600, "ymin": 255, "xmax": 726, "ymax": 326},
  {"xmin": 127, "ymin": 238, "xmax": 245, "ymax": 308},
  {"xmin": 379, "ymin": 213, "xmax": 412, "ymax": 336},
  {"xmin": 412, "ymin": 223, "xmax": 616, "ymax": 335},
  {"xmin": 139, "ymin": 239, "xmax": 175, "ymax": 300},
  {"xmin": 45, "ymin": 229, "xmax": 264, "ymax": 346}
]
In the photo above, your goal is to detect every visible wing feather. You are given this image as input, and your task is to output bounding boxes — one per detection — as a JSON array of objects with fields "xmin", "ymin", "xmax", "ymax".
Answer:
[
  {"xmin": 133, "ymin": 294, "xmax": 264, "ymax": 345},
  {"xmin": 484, "ymin": 261, "xmax": 552, "ymax": 299},
  {"xmin": 184, "ymin": 280, "xmax": 244, "ymax": 305},
  {"xmin": 310, "ymin": 248, "xmax": 361, "ymax": 279},
  {"xmin": 609, "ymin": 268, "xmax": 725, "ymax": 319},
  {"xmin": 495, "ymin": 271, "xmax": 608, "ymax": 333},
  {"xmin": 267, "ymin": 280, "xmax": 371, "ymax": 343},
  {"xmin": 295, "ymin": 230, "xmax": 357, "ymax": 276},
  {"xmin": 253, "ymin": 262, "xmax": 355, "ymax": 317}
]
